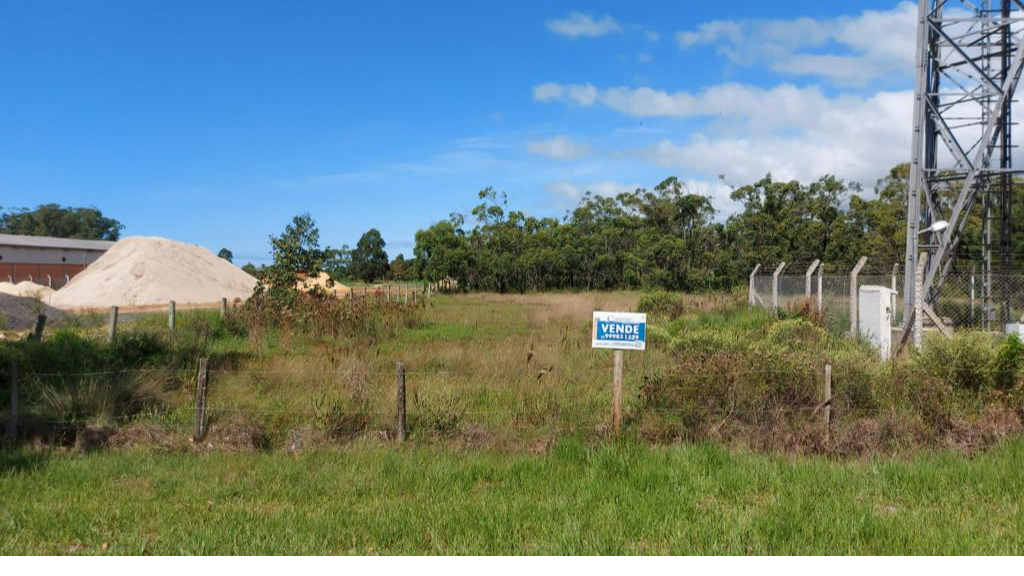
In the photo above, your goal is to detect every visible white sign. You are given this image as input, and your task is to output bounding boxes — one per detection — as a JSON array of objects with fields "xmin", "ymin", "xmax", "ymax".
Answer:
[{"xmin": 592, "ymin": 311, "xmax": 647, "ymax": 351}]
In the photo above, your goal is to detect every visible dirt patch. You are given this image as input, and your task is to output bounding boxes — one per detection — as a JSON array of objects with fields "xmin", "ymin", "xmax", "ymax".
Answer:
[
  {"xmin": 75, "ymin": 426, "xmax": 116, "ymax": 451},
  {"xmin": 108, "ymin": 423, "xmax": 186, "ymax": 451},
  {"xmin": 285, "ymin": 425, "xmax": 331, "ymax": 455},
  {"xmin": 195, "ymin": 417, "xmax": 269, "ymax": 451},
  {"xmin": 0, "ymin": 293, "xmax": 65, "ymax": 331},
  {"xmin": 948, "ymin": 407, "xmax": 1023, "ymax": 454}
]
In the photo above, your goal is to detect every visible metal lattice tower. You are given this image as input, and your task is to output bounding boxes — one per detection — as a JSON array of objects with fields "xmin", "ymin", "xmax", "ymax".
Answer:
[{"xmin": 905, "ymin": 0, "xmax": 1024, "ymax": 329}]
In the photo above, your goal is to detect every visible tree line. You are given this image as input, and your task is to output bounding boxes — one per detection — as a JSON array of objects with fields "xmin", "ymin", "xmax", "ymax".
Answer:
[
  {"xmin": 410, "ymin": 165, "xmax": 917, "ymax": 292},
  {"xmin": 18, "ymin": 162, "xmax": 1024, "ymax": 292}
]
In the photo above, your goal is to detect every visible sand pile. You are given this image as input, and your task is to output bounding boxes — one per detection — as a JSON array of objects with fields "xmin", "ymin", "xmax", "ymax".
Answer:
[
  {"xmin": 296, "ymin": 272, "xmax": 351, "ymax": 298},
  {"xmin": 0, "ymin": 281, "xmax": 55, "ymax": 300},
  {"xmin": 50, "ymin": 236, "xmax": 258, "ymax": 309},
  {"xmin": 0, "ymin": 293, "xmax": 64, "ymax": 331}
]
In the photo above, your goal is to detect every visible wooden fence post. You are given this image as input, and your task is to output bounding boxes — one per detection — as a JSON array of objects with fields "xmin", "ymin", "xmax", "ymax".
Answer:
[
  {"xmin": 32, "ymin": 314, "xmax": 47, "ymax": 342},
  {"xmin": 220, "ymin": 298, "xmax": 228, "ymax": 318},
  {"xmin": 107, "ymin": 306, "xmax": 119, "ymax": 343},
  {"xmin": 612, "ymin": 350, "xmax": 624, "ymax": 434},
  {"xmin": 6, "ymin": 362, "xmax": 18, "ymax": 439},
  {"xmin": 193, "ymin": 358, "xmax": 210, "ymax": 442},
  {"xmin": 168, "ymin": 301, "xmax": 176, "ymax": 332},
  {"xmin": 823, "ymin": 363, "xmax": 832, "ymax": 441},
  {"xmin": 396, "ymin": 362, "xmax": 407, "ymax": 442}
]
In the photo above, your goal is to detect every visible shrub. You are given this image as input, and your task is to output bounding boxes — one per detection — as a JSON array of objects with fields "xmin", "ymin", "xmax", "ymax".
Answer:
[
  {"xmin": 415, "ymin": 392, "xmax": 465, "ymax": 437},
  {"xmin": 311, "ymin": 394, "xmax": 370, "ymax": 440},
  {"xmin": 638, "ymin": 291, "xmax": 682, "ymax": 317}
]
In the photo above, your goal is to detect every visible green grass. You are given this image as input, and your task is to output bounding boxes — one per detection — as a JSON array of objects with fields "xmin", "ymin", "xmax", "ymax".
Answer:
[{"xmin": 2, "ymin": 440, "xmax": 1023, "ymax": 554}]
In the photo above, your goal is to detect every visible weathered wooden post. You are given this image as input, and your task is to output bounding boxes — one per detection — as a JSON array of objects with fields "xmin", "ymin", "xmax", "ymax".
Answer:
[
  {"xmin": 192, "ymin": 358, "xmax": 210, "ymax": 442},
  {"xmin": 823, "ymin": 363, "xmax": 832, "ymax": 441},
  {"xmin": 168, "ymin": 301, "xmax": 176, "ymax": 332},
  {"xmin": 612, "ymin": 350, "xmax": 624, "ymax": 434},
  {"xmin": 847, "ymin": 256, "xmax": 864, "ymax": 334},
  {"xmin": 6, "ymin": 362, "xmax": 18, "ymax": 439},
  {"xmin": 32, "ymin": 315, "xmax": 47, "ymax": 342},
  {"xmin": 220, "ymin": 298, "xmax": 228, "ymax": 318},
  {"xmin": 396, "ymin": 362, "xmax": 407, "ymax": 442},
  {"xmin": 107, "ymin": 306, "xmax": 119, "ymax": 343}
]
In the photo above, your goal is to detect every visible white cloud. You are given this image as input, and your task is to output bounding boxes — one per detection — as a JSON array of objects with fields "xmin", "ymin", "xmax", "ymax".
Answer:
[
  {"xmin": 675, "ymin": 2, "xmax": 917, "ymax": 85},
  {"xmin": 645, "ymin": 30, "xmax": 660, "ymax": 42},
  {"xmin": 547, "ymin": 12, "xmax": 622, "ymax": 39},
  {"xmin": 636, "ymin": 89, "xmax": 912, "ymax": 185},
  {"xmin": 532, "ymin": 82, "xmax": 564, "ymax": 102},
  {"xmin": 526, "ymin": 135, "xmax": 593, "ymax": 161},
  {"xmin": 546, "ymin": 180, "xmax": 639, "ymax": 203},
  {"xmin": 536, "ymin": 80, "xmax": 913, "ymax": 185}
]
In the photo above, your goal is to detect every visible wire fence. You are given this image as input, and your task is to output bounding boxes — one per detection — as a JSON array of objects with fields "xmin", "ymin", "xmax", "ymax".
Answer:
[
  {"xmin": 749, "ymin": 260, "xmax": 1024, "ymax": 334},
  {"xmin": 4, "ymin": 361, "xmax": 851, "ymax": 441}
]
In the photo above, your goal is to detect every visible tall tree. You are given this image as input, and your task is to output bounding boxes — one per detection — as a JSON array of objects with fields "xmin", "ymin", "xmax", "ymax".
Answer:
[
  {"xmin": 0, "ymin": 204, "xmax": 123, "ymax": 240},
  {"xmin": 351, "ymin": 229, "xmax": 390, "ymax": 283},
  {"xmin": 261, "ymin": 213, "xmax": 329, "ymax": 303}
]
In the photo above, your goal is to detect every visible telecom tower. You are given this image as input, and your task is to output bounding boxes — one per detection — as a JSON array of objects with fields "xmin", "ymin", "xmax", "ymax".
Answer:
[{"xmin": 905, "ymin": 0, "xmax": 1024, "ymax": 330}]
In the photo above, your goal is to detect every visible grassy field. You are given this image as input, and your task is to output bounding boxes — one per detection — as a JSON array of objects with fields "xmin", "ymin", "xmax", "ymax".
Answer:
[
  {"xmin": 2, "ymin": 439, "xmax": 1023, "ymax": 555},
  {"xmin": 3, "ymin": 290, "xmax": 1024, "ymax": 554}
]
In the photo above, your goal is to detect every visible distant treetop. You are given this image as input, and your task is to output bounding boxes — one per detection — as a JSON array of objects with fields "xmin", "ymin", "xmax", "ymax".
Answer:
[{"xmin": 0, "ymin": 204, "xmax": 124, "ymax": 241}]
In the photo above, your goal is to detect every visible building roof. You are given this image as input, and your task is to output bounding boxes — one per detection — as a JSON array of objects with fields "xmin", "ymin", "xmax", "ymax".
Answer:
[{"xmin": 0, "ymin": 233, "xmax": 115, "ymax": 251}]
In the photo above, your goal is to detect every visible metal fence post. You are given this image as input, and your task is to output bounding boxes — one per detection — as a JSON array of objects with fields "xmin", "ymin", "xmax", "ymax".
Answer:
[
  {"xmin": 804, "ymin": 260, "xmax": 820, "ymax": 298},
  {"xmin": 771, "ymin": 262, "xmax": 787, "ymax": 314},
  {"xmin": 891, "ymin": 263, "xmax": 899, "ymax": 324},
  {"xmin": 748, "ymin": 264, "xmax": 762, "ymax": 307},
  {"xmin": 849, "ymin": 257, "xmax": 868, "ymax": 336},
  {"xmin": 970, "ymin": 265, "xmax": 977, "ymax": 323},
  {"xmin": 914, "ymin": 254, "xmax": 927, "ymax": 350}
]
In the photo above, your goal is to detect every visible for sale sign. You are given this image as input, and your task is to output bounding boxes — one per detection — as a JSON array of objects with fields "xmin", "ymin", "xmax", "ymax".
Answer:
[{"xmin": 592, "ymin": 311, "xmax": 647, "ymax": 351}]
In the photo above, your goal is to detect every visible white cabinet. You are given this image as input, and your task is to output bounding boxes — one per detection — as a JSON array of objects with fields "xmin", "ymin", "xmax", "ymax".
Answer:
[{"xmin": 859, "ymin": 285, "xmax": 897, "ymax": 360}]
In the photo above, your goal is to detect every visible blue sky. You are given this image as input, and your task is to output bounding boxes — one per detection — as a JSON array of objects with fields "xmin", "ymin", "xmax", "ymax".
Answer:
[{"xmin": 1, "ymin": 1, "xmax": 916, "ymax": 263}]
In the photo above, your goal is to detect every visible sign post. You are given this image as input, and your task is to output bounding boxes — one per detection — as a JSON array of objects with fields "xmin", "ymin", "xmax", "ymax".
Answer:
[{"xmin": 592, "ymin": 311, "xmax": 647, "ymax": 434}]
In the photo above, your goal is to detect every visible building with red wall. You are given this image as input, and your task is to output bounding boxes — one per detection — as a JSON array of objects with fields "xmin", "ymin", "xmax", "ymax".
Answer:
[{"xmin": 0, "ymin": 234, "xmax": 114, "ymax": 288}]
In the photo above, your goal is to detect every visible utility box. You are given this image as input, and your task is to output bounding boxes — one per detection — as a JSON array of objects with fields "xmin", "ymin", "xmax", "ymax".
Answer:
[{"xmin": 859, "ymin": 285, "xmax": 897, "ymax": 360}]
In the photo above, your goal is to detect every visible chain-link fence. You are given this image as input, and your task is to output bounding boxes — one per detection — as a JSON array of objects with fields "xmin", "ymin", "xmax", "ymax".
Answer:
[{"xmin": 747, "ymin": 260, "xmax": 1024, "ymax": 335}]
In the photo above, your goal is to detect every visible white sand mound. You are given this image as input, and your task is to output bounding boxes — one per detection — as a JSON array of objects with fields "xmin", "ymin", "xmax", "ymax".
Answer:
[
  {"xmin": 50, "ymin": 236, "xmax": 258, "ymax": 309},
  {"xmin": 0, "ymin": 281, "xmax": 55, "ymax": 299},
  {"xmin": 296, "ymin": 272, "xmax": 351, "ymax": 298}
]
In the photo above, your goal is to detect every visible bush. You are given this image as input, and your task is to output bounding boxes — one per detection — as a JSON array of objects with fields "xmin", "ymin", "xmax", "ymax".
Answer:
[
  {"xmin": 415, "ymin": 392, "xmax": 465, "ymax": 437},
  {"xmin": 638, "ymin": 291, "xmax": 683, "ymax": 317},
  {"xmin": 239, "ymin": 291, "xmax": 423, "ymax": 341},
  {"xmin": 311, "ymin": 394, "xmax": 370, "ymax": 440},
  {"xmin": 913, "ymin": 332, "xmax": 1010, "ymax": 393}
]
